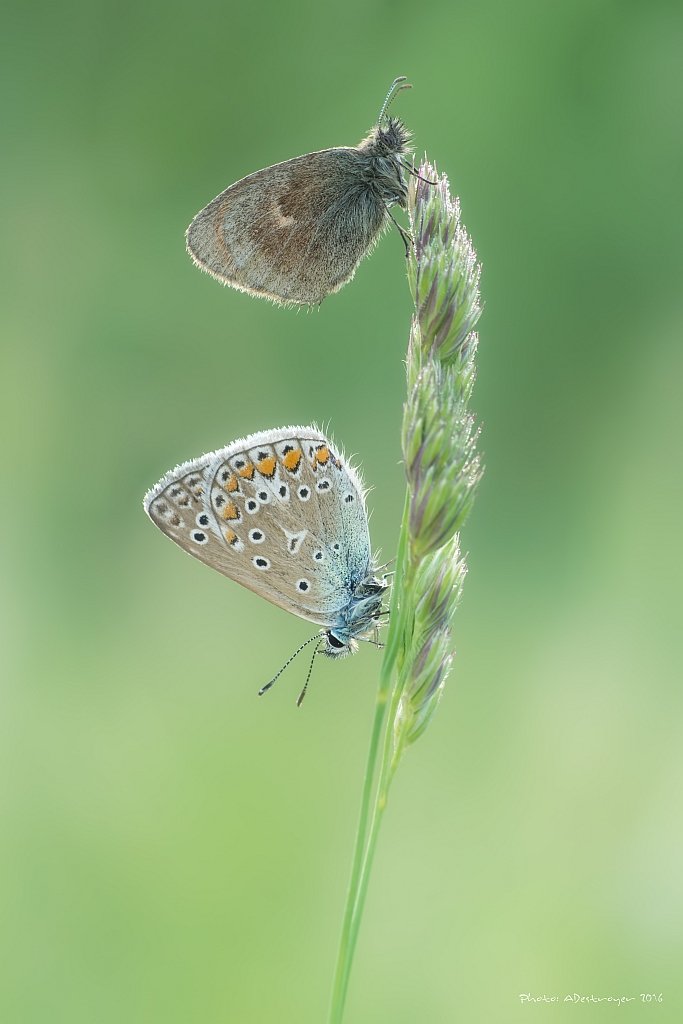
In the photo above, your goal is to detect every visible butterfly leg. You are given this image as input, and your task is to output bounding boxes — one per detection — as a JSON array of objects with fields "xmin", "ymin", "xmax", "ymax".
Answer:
[
  {"xmin": 361, "ymin": 632, "xmax": 385, "ymax": 650},
  {"xmin": 384, "ymin": 204, "xmax": 413, "ymax": 257},
  {"xmin": 399, "ymin": 159, "xmax": 439, "ymax": 185}
]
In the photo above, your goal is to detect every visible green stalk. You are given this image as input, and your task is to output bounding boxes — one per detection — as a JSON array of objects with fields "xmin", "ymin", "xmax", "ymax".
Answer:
[
  {"xmin": 328, "ymin": 160, "xmax": 482, "ymax": 1024},
  {"xmin": 328, "ymin": 493, "xmax": 409, "ymax": 1024},
  {"xmin": 330, "ymin": 606, "xmax": 417, "ymax": 1023}
]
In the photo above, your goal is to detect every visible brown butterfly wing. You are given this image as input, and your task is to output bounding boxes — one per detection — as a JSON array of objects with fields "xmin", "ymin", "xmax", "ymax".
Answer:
[{"xmin": 185, "ymin": 148, "xmax": 387, "ymax": 305}]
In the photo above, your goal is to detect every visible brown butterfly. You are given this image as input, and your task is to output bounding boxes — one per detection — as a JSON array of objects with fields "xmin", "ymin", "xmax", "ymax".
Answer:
[{"xmin": 185, "ymin": 77, "xmax": 419, "ymax": 306}]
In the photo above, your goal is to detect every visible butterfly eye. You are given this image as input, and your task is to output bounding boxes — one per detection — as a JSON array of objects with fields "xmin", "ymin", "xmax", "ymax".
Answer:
[{"xmin": 328, "ymin": 633, "xmax": 346, "ymax": 650}]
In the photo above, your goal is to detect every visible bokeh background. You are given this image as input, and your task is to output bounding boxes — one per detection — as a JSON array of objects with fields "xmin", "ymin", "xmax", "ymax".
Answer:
[{"xmin": 2, "ymin": 1, "xmax": 682, "ymax": 1021}]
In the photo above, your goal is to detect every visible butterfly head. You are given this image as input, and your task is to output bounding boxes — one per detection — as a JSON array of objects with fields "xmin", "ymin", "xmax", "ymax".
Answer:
[
  {"xmin": 321, "ymin": 630, "xmax": 359, "ymax": 659},
  {"xmin": 357, "ymin": 118, "xmax": 411, "ymax": 207}
]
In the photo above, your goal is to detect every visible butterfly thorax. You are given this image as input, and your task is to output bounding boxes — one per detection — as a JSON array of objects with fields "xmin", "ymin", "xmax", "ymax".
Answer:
[
  {"xmin": 373, "ymin": 117, "xmax": 411, "ymax": 155},
  {"xmin": 322, "ymin": 574, "xmax": 389, "ymax": 659},
  {"xmin": 356, "ymin": 117, "xmax": 411, "ymax": 208}
]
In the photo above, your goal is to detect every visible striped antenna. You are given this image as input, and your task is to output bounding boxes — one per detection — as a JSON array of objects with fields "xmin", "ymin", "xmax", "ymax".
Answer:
[
  {"xmin": 378, "ymin": 76, "xmax": 412, "ymax": 123},
  {"xmin": 296, "ymin": 640, "xmax": 323, "ymax": 707},
  {"xmin": 258, "ymin": 632, "xmax": 321, "ymax": 697}
]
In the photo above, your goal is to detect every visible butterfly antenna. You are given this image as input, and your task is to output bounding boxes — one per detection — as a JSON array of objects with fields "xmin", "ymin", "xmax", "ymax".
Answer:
[
  {"xmin": 296, "ymin": 641, "xmax": 323, "ymax": 707},
  {"xmin": 258, "ymin": 633, "xmax": 321, "ymax": 697},
  {"xmin": 378, "ymin": 76, "xmax": 412, "ymax": 123}
]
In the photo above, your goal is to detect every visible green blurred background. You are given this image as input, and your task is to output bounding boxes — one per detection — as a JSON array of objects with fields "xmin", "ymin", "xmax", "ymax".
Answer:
[{"xmin": 2, "ymin": 0, "xmax": 682, "ymax": 1020}]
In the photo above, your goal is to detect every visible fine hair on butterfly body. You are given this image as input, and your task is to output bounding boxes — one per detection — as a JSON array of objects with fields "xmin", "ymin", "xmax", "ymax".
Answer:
[
  {"xmin": 143, "ymin": 426, "xmax": 389, "ymax": 694},
  {"xmin": 185, "ymin": 77, "xmax": 417, "ymax": 306}
]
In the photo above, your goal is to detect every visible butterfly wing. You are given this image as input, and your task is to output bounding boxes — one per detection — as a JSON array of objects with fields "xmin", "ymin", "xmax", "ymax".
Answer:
[
  {"xmin": 144, "ymin": 426, "xmax": 373, "ymax": 628},
  {"xmin": 185, "ymin": 149, "xmax": 387, "ymax": 305}
]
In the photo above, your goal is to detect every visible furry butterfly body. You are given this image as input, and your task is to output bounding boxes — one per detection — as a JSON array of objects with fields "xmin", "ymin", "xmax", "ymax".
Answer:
[
  {"xmin": 185, "ymin": 79, "xmax": 413, "ymax": 305},
  {"xmin": 143, "ymin": 426, "xmax": 388, "ymax": 659}
]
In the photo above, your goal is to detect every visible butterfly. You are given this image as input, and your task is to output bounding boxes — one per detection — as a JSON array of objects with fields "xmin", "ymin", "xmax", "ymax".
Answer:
[
  {"xmin": 143, "ymin": 426, "xmax": 389, "ymax": 702},
  {"xmin": 185, "ymin": 77, "xmax": 417, "ymax": 306}
]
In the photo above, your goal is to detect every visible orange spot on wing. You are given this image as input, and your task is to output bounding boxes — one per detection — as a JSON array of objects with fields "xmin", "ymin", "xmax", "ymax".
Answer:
[
  {"xmin": 224, "ymin": 528, "xmax": 238, "ymax": 545},
  {"xmin": 282, "ymin": 449, "xmax": 302, "ymax": 473},
  {"xmin": 257, "ymin": 456, "xmax": 277, "ymax": 478},
  {"xmin": 224, "ymin": 474, "xmax": 239, "ymax": 493},
  {"xmin": 238, "ymin": 463, "xmax": 255, "ymax": 480},
  {"xmin": 314, "ymin": 446, "xmax": 330, "ymax": 466},
  {"xmin": 222, "ymin": 500, "xmax": 240, "ymax": 521}
]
